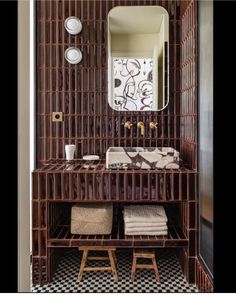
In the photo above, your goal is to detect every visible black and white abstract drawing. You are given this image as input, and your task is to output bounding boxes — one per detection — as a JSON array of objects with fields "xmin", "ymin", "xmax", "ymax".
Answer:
[{"xmin": 113, "ymin": 58, "xmax": 153, "ymax": 111}]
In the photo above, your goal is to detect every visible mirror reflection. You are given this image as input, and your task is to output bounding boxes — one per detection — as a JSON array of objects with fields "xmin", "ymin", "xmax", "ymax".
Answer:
[{"xmin": 108, "ymin": 6, "xmax": 169, "ymax": 111}]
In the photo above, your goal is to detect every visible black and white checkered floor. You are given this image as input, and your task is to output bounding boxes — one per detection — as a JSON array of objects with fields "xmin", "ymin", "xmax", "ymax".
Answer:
[{"xmin": 32, "ymin": 249, "xmax": 198, "ymax": 292}]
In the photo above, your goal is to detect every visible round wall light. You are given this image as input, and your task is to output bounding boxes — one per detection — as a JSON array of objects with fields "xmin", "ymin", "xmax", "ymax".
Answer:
[
  {"xmin": 64, "ymin": 47, "xmax": 82, "ymax": 64},
  {"xmin": 64, "ymin": 16, "xmax": 82, "ymax": 35}
]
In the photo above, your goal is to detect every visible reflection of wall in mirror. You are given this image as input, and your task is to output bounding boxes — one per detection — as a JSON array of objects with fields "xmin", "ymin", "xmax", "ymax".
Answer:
[
  {"xmin": 108, "ymin": 6, "xmax": 169, "ymax": 112},
  {"xmin": 157, "ymin": 16, "xmax": 165, "ymax": 110}
]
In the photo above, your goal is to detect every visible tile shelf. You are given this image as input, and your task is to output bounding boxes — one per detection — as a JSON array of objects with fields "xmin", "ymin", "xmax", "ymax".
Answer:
[
  {"xmin": 47, "ymin": 204, "xmax": 188, "ymax": 248},
  {"xmin": 48, "ymin": 224, "xmax": 188, "ymax": 248}
]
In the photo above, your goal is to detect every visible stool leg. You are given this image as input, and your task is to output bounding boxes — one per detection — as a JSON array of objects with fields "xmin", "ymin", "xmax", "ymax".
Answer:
[
  {"xmin": 112, "ymin": 250, "xmax": 117, "ymax": 265},
  {"xmin": 108, "ymin": 250, "xmax": 118, "ymax": 282},
  {"xmin": 131, "ymin": 256, "xmax": 137, "ymax": 282},
  {"xmin": 152, "ymin": 256, "xmax": 160, "ymax": 282},
  {"xmin": 78, "ymin": 250, "xmax": 88, "ymax": 282}
]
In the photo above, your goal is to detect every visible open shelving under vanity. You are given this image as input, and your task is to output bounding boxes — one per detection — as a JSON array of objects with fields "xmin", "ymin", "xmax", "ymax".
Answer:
[
  {"xmin": 47, "ymin": 201, "xmax": 188, "ymax": 248},
  {"xmin": 32, "ymin": 159, "xmax": 197, "ymax": 284},
  {"xmin": 48, "ymin": 224, "xmax": 188, "ymax": 248}
]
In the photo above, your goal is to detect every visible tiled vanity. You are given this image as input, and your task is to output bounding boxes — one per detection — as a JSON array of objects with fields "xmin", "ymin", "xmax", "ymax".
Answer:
[{"xmin": 32, "ymin": 159, "xmax": 197, "ymax": 284}]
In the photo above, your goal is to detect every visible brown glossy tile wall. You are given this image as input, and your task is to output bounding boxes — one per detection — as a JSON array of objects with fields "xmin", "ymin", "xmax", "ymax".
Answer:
[
  {"xmin": 196, "ymin": 258, "xmax": 213, "ymax": 292},
  {"xmin": 180, "ymin": 0, "xmax": 198, "ymax": 169},
  {"xmin": 36, "ymin": 0, "xmax": 181, "ymax": 164},
  {"xmin": 34, "ymin": 0, "xmax": 200, "ymax": 287},
  {"xmin": 178, "ymin": 0, "xmax": 203, "ymax": 287}
]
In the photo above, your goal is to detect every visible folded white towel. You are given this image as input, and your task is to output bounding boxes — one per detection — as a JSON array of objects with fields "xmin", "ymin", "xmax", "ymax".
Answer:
[
  {"xmin": 125, "ymin": 230, "xmax": 168, "ymax": 236},
  {"xmin": 124, "ymin": 221, "xmax": 167, "ymax": 228},
  {"xmin": 123, "ymin": 205, "xmax": 168, "ymax": 223},
  {"xmin": 125, "ymin": 225, "xmax": 168, "ymax": 232}
]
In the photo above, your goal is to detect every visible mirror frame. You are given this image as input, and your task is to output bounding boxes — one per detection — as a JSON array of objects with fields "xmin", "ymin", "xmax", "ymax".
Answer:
[{"xmin": 107, "ymin": 6, "xmax": 169, "ymax": 112}]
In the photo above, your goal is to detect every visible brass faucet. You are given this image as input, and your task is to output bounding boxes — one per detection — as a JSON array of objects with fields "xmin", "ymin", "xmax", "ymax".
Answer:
[
  {"xmin": 124, "ymin": 121, "xmax": 133, "ymax": 129},
  {"xmin": 149, "ymin": 121, "xmax": 158, "ymax": 129},
  {"xmin": 137, "ymin": 121, "xmax": 145, "ymax": 136}
]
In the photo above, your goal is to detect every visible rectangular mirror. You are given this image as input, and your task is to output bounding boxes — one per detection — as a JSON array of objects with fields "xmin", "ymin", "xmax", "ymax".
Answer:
[{"xmin": 107, "ymin": 6, "xmax": 169, "ymax": 111}]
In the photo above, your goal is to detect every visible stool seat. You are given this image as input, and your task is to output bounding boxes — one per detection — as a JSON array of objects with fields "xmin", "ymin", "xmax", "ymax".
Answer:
[
  {"xmin": 131, "ymin": 249, "xmax": 160, "ymax": 282},
  {"xmin": 78, "ymin": 246, "xmax": 118, "ymax": 282}
]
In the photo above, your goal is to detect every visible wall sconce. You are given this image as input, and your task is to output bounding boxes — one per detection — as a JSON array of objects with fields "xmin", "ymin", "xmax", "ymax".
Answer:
[
  {"xmin": 64, "ymin": 16, "xmax": 82, "ymax": 35},
  {"xmin": 64, "ymin": 47, "xmax": 82, "ymax": 64}
]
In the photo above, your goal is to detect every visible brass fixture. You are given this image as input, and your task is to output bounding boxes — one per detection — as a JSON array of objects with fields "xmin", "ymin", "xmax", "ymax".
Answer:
[
  {"xmin": 137, "ymin": 121, "xmax": 145, "ymax": 136},
  {"xmin": 149, "ymin": 121, "xmax": 158, "ymax": 129},
  {"xmin": 124, "ymin": 121, "xmax": 133, "ymax": 129},
  {"xmin": 52, "ymin": 112, "xmax": 63, "ymax": 122}
]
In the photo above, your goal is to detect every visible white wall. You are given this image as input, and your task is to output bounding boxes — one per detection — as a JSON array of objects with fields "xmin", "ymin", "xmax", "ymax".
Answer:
[{"xmin": 18, "ymin": 0, "xmax": 31, "ymax": 291}]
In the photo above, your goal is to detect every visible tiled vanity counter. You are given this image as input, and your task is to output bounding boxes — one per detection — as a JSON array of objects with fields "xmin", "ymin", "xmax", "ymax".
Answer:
[{"xmin": 33, "ymin": 160, "xmax": 197, "ymax": 202}]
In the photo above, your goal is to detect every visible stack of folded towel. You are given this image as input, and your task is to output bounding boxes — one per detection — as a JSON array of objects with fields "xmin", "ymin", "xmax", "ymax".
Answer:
[{"xmin": 123, "ymin": 205, "xmax": 168, "ymax": 236}]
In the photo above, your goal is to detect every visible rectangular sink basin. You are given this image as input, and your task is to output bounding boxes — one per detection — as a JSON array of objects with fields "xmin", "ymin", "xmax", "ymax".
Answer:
[{"xmin": 106, "ymin": 147, "xmax": 180, "ymax": 169}]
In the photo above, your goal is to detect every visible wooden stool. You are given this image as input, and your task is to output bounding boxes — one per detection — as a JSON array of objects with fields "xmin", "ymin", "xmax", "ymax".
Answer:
[
  {"xmin": 78, "ymin": 246, "xmax": 118, "ymax": 282},
  {"xmin": 131, "ymin": 249, "xmax": 160, "ymax": 282}
]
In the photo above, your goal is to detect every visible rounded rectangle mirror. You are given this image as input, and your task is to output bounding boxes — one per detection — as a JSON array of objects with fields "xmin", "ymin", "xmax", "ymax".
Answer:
[{"xmin": 107, "ymin": 6, "xmax": 169, "ymax": 111}]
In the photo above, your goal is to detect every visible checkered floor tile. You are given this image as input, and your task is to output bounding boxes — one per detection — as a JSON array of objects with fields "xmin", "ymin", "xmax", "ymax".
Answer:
[{"xmin": 31, "ymin": 249, "xmax": 198, "ymax": 292}]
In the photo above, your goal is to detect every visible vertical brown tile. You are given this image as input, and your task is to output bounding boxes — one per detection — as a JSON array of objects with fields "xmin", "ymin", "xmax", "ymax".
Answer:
[{"xmin": 33, "ymin": 0, "xmax": 199, "ymax": 286}]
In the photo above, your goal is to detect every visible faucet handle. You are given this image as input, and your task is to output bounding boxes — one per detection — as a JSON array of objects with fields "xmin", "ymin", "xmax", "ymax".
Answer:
[
  {"xmin": 137, "ymin": 121, "xmax": 145, "ymax": 136},
  {"xmin": 149, "ymin": 121, "xmax": 158, "ymax": 129},
  {"xmin": 124, "ymin": 121, "xmax": 133, "ymax": 129}
]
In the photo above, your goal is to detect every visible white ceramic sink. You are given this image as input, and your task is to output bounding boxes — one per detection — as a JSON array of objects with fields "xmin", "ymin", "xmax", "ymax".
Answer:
[{"xmin": 106, "ymin": 147, "xmax": 179, "ymax": 169}]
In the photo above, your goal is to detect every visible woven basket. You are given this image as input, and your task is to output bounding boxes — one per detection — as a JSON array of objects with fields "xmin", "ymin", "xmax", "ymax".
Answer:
[{"xmin": 71, "ymin": 203, "xmax": 113, "ymax": 234}]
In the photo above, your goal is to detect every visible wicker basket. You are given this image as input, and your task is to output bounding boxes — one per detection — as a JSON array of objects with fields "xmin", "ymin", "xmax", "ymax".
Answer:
[{"xmin": 70, "ymin": 203, "xmax": 113, "ymax": 235}]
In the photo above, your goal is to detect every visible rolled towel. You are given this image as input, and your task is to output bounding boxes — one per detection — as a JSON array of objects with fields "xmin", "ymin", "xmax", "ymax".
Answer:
[
  {"xmin": 123, "ymin": 205, "xmax": 168, "ymax": 223},
  {"xmin": 125, "ymin": 224, "xmax": 168, "ymax": 232}
]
